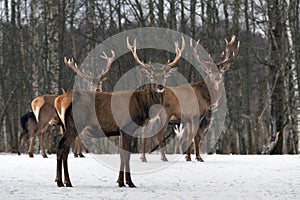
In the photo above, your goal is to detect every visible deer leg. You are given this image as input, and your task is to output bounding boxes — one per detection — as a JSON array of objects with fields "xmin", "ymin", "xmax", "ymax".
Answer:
[
  {"xmin": 63, "ymin": 148, "xmax": 72, "ymax": 187},
  {"xmin": 38, "ymin": 133, "xmax": 47, "ymax": 158},
  {"xmin": 83, "ymin": 143, "xmax": 89, "ymax": 153},
  {"xmin": 18, "ymin": 132, "xmax": 25, "ymax": 155},
  {"xmin": 26, "ymin": 136, "xmax": 30, "ymax": 151},
  {"xmin": 46, "ymin": 131, "xmax": 52, "ymax": 155},
  {"xmin": 76, "ymin": 136, "xmax": 85, "ymax": 157},
  {"xmin": 123, "ymin": 132, "xmax": 135, "ymax": 187},
  {"xmin": 185, "ymin": 122, "xmax": 192, "ymax": 161},
  {"xmin": 56, "ymin": 129, "xmax": 76, "ymax": 187},
  {"xmin": 56, "ymin": 111, "xmax": 74, "ymax": 187},
  {"xmin": 56, "ymin": 137, "xmax": 65, "ymax": 187},
  {"xmin": 73, "ymin": 140, "xmax": 78, "ymax": 158},
  {"xmin": 185, "ymin": 146, "xmax": 192, "ymax": 161},
  {"xmin": 140, "ymin": 138, "xmax": 147, "ymax": 162},
  {"xmin": 117, "ymin": 135, "xmax": 125, "ymax": 187},
  {"xmin": 194, "ymin": 134, "xmax": 204, "ymax": 162},
  {"xmin": 27, "ymin": 135, "xmax": 36, "ymax": 157},
  {"xmin": 28, "ymin": 125, "xmax": 46, "ymax": 157},
  {"xmin": 158, "ymin": 132, "xmax": 167, "ymax": 161},
  {"xmin": 157, "ymin": 124, "xmax": 168, "ymax": 161}
]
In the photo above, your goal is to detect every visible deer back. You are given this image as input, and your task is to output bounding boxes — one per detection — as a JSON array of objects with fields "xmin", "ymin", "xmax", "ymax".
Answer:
[{"xmin": 31, "ymin": 94, "xmax": 59, "ymax": 125}]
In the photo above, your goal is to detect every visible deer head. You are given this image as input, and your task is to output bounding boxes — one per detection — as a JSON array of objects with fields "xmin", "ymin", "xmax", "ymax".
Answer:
[
  {"xmin": 127, "ymin": 36, "xmax": 185, "ymax": 93},
  {"xmin": 190, "ymin": 35, "xmax": 240, "ymax": 108},
  {"xmin": 64, "ymin": 50, "xmax": 115, "ymax": 92}
]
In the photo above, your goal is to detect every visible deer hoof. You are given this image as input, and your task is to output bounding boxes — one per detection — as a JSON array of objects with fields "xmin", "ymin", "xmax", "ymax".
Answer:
[
  {"xmin": 43, "ymin": 154, "xmax": 48, "ymax": 158},
  {"xmin": 47, "ymin": 150, "xmax": 51, "ymax": 155},
  {"xmin": 185, "ymin": 156, "xmax": 191, "ymax": 161},
  {"xmin": 140, "ymin": 157, "xmax": 147, "ymax": 162},
  {"xmin": 127, "ymin": 182, "xmax": 136, "ymax": 188},
  {"xmin": 65, "ymin": 182, "xmax": 73, "ymax": 187},
  {"xmin": 74, "ymin": 153, "xmax": 78, "ymax": 158},
  {"xmin": 161, "ymin": 157, "xmax": 168, "ymax": 162},
  {"xmin": 29, "ymin": 153, "xmax": 34, "ymax": 158},
  {"xmin": 118, "ymin": 181, "xmax": 126, "ymax": 187},
  {"xmin": 56, "ymin": 181, "xmax": 64, "ymax": 187},
  {"xmin": 79, "ymin": 153, "xmax": 85, "ymax": 158},
  {"xmin": 18, "ymin": 152, "xmax": 21, "ymax": 155},
  {"xmin": 196, "ymin": 156, "xmax": 204, "ymax": 162}
]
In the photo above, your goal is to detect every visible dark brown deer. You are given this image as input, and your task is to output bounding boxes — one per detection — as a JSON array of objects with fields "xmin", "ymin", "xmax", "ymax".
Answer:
[
  {"xmin": 27, "ymin": 52, "xmax": 114, "ymax": 158},
  {"xmin": 53, "ymin": 37, "xmax": 184, "ymax": 187},
  {"xmin": 140, "ymin": 35, "xmax": 239, "ymax": 162}
]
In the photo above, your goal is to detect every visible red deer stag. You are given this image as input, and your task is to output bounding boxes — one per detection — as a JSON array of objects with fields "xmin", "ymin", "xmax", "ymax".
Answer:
[
  {"xmin": 53, "ymin": 37, "xmax": 184, "ymax": 187},
  {"xmin": 187, "ymin": 35, "xmax": 239, "ymax": 161},
  {"xmin": 27, "ymin": 52, "xmax": 114, "ymax": 158},
  {"xmin": 140, "ymin": 35, "xmax": 239, "ymax": 162}
]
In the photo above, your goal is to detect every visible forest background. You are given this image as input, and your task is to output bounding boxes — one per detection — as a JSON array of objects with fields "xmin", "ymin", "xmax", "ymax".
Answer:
[{"xmin": 0, "ymin": 0, "xmax": 299, "ymax": 155}]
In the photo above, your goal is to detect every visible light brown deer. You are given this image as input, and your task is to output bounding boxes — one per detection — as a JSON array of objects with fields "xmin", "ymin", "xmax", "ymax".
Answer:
[
  {"xmin": 28, "ymin": 94, "xmax": 62, "ymax": 157},
  {"xmin": 140, "ymin": 35, "xmax": 239, "ymax": 162},
  {"xmin": 18, "ymin": 111, "xmax": 55, "ymax": 156},
  {"xmin": 27, "ymin": 52, "xmax": 114, "ymax": 158},
  {"xmin": 53, "ymin": 37, "xmax": 184, "ymax": 187}
]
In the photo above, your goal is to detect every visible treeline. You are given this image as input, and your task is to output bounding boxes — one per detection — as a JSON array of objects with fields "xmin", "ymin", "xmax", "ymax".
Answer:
[{"xmin": 0, "ymin": 0, "xmax": 299, "ymax": 154}]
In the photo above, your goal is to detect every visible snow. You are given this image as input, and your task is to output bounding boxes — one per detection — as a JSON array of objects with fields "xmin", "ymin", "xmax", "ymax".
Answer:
[{"xmin": 0, "ymin": 153, "xmax": 299, "ymax": 200}]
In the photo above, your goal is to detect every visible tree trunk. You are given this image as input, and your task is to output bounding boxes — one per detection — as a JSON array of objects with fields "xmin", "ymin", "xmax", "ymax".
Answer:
[
  {"xmin": 158, "ymin": 0, "xmax": 165, "ymax": 27},
  {"xmin": 30, "ymin": 0, "xmax": 39, "ymax": 97},
  {"xmin": 268, "ymin": 0, "xmax": 284, "ymax": 154},
  {"xmin": 285, "ymin": 0, "xmax": 299, "ymax": 154}
]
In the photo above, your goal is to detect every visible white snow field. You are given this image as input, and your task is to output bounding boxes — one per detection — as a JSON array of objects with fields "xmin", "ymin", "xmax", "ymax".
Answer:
[{"xmin": 0, "ymin": 153, "xmax": 299, "ymax": 200}]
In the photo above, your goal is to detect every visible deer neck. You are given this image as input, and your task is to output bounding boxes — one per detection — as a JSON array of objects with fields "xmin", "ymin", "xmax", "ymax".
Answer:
[
  {"xmin": 202, "ymin": 75, "xmax": 222, "ymax": 110},
  {"xmin": 147, "ymin": 85, "xmax": 165, "ymax": 106}
]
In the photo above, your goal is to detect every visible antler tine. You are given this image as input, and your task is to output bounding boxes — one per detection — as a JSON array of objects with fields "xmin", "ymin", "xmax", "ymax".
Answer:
[
  {"xmin": 127, "ymin": 37, "xmax": 150, "ymax": 68},
  {"xmin": 190, "ymin": 38, "xmax": 212, "ymax": 74},
  {"xmin": 166, "ymin": 36, "xmax": 185, "ymax": 67},
  {"xmin": 64, "ymin": 57, "xmax": 93, "ymax": 83},
  {"xmin": 217, "ymin": 35, "xmax": 240, "ymax": 73},
  {"xmin": 98, "ymin": 50, "xmax": 115, "ymax": 78}
]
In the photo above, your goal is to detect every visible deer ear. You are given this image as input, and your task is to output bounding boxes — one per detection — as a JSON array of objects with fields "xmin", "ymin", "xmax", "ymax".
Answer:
[{"xmin": 165, "ymin": 67, "xmax": 178, "ymax": 77}]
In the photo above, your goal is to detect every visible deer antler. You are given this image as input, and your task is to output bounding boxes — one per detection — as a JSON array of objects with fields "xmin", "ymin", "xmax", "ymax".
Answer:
[
  {"xmin": 190, "ymin": 38, "xmax": 213, "ymax": 74},
  {"xmin": 64, "ymin": 51, "xmax": 115, "ymax": 90},
  {"xmin": 96, "ymin": 50, "xmax": 115, "ymax": 80},
  {"xmin": 127, "ymin": 37, "xmax": 152, "ymax": 69},
  {"xmin": 217, "ymin": 35, "xmax": 240, "ymax": 73},
  {"xmin": 64, "ymin": 57, "xmax": 94, "ymax": 83},
  {"xmin": 166, "ymin": 36, "xmax": 185, "ymax": 67}
]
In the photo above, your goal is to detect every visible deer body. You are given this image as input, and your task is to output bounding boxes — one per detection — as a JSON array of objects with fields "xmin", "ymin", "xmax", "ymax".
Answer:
[
  {"xmin": 141, "ymin": 82, "xmax": 209, "ymax": 162},
  {"xmin": 54, "ymin": 36, "xmax": 184, "ymax": 187},
  {"xmin": 18, "ymin": 112, "xmax": 55, "ymax": 156},
  {"xmin": 141, "ymin": 35, "xmax": 239, "ymax": 162},
  {"xmin": 55, "ymin": 83, "xmax": 168, "ymax": 187},
  {"xmin": 27, "ymin": 94, "xmax": 61, "ymax": 157}
]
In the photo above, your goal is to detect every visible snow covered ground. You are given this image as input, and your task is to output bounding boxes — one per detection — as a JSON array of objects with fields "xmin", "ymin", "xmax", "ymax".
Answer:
[{"xmin": 0, "ymin": 153, "xmax": 299, "ymax": 200}]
